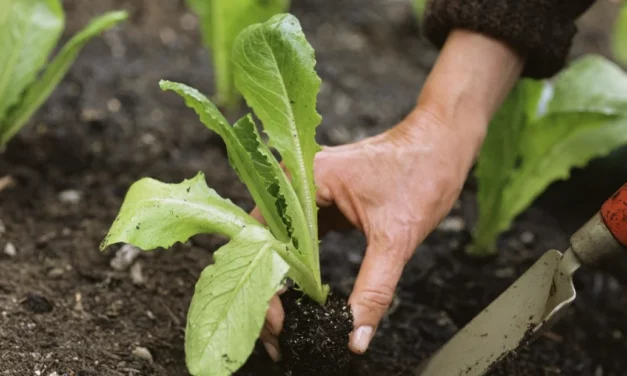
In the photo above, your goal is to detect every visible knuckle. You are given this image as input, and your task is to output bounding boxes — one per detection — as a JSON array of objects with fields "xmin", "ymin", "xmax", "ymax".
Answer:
[
  {"xmin": 369, "ymin": 225, "xmax": 418, "ymax": 264},
  {"xmin": 356, "ymin": 288, "xmax": 394, "ymax": 313}
]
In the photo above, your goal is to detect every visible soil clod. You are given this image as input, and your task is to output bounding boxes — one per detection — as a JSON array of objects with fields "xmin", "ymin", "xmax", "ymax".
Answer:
[
  {"xmin": 279, "ymin": 289, "xmax": 354, "ymax": 376},
  {"xmin": 22, "ymin": 293, "xmax": 53, "ymax": 314}
]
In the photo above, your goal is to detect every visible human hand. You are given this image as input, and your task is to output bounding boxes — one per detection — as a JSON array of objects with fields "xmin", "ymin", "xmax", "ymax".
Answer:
[
  {"xmin": 256, "ymin": 105, "xmax": 481, "ymax": 360},
  {"xmin": 257, "ymin": 29, "xmax": 525, "ymax": 361}
]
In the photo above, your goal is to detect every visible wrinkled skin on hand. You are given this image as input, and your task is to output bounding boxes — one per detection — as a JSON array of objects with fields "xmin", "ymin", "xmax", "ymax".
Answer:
[{"xmin": 257, "ymin": 107, "xmax": 478, "ymax": 359}]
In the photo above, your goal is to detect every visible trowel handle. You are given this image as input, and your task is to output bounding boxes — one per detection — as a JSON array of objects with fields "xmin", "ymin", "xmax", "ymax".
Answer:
[
  {"xmin": 570, "ymin": 183, "xmax": 627, "ymax": 265},
  {"xmin": 601, "ymin": 183, "xmax": 627, "ymax": 248}
]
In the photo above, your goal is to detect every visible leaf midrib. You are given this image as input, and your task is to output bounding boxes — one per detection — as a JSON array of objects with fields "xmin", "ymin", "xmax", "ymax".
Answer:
[
  {"xmin": 258, "ymin": 28, "xmax": 316, "ymax": 249},
  {"xmin": 200, "ymin": 241, "xmax": 273, "ymax": 358},
  {"xmin": 141, "ymin": 197, "xmax": 252, "ymax": 233}
]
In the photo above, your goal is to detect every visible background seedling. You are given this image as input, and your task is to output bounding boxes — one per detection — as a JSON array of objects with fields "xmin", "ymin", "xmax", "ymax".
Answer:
[
  {"xmin": 0, "ymin": 0, "xmax": 127, "ymax": 148},
  {"xmin": 186, "ymin": 0, "xmax": 290, "ymax": 112}
]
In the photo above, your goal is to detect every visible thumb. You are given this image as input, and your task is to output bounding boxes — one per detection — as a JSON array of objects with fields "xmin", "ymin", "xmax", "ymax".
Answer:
[{"xmin": 348, "ymin": 236, "xmax": 411, "ymax": 354}]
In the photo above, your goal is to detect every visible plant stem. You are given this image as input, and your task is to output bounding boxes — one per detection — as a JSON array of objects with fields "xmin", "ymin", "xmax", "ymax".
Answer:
[
  {"xmin": 467, "ymin": 230, "xmax": 499, "ymax": 257},
  {"xmin": 273, "ymin": 241, "xmax": 328, "ymax": 305}
]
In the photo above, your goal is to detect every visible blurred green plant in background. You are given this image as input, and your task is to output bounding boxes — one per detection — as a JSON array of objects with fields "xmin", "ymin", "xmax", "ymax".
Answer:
[
  {"xmin": 613, "ymin": 1, "xmax": 627, "ymax": 65},
  {"xmin": 412, "ymin": 0, "xmax": 426, "ymax": 20},
  {"xmin": 187, "ymin": 0, "xmax": 290, "ymax": 113},
  {"xmin": 471, "ymin": 56, "xmax": 627, "ymax": 256},
  {"xmin": 0, "ymin": 0, "xmax": 127, "ymax": 149}
]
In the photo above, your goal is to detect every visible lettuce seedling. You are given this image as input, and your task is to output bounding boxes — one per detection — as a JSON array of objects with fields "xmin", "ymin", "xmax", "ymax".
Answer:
[
  {"xmin": 0, "ymin": 1, "xmax": 127, "ymax": 148},
  {"xmin": 470, "ymin": 55, "xmax": 627, "ymax": 256},
  {"xmin": 186, "ymin": 0, "xmax": 290, "ymax": 112},
  {"xmin": 101, "ymin": 14, "xmax": 329, "ymax": 376},
  {"xmin": 613, "ymin": 2, "xmax": 627, "ymax": 65}
]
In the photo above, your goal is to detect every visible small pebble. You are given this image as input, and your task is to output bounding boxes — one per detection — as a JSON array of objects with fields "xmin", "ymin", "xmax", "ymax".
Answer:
[
  {"xmin": 48, "ymin": 372, "xmax": 59, "ymax": 376},
  {"xmin": 110, "ymin": 244, "xmax": 142, "ymax": 271},
  {"xmin": 150, "ymin": 108, "xmax": 164, "ymax": 122},
  {"xmin": 180, "ymin": 13, "xmax": 198, "ymax": 30},
  {"xmin": 140, "ymin": 133, "xmax": 157, "ymax": 145},
  {"xmin": 4, "ymin": 242, "xmax": 16, "ymax": 257},
  {"xmin": 612, "ymin": 329, "xmax": 622, "ymax": 339},
  {"xmin": 58, "ymin": 190, "xmax": 82, "ymax": 204},
  {"xmin": 132, "ymin": 346, "xmax": 153, "ymax": 363},
  {"xmin": 494, "ymin": 267, "xmax": 515, "ymax": 278},
  {"xmin": 47, "ymin": 267, "xmax": 65, "ymax": 278},
  {"xmin": 333, "ymin": 93, "xmax": 351, "ymax": 116},
  {"xmin": 346, "ymin": 250, "xmax": 362, "ymax": 265},
  {"xmin": 437, "ymin": 217, "xmax": 465, "ymax": 232},
  {"xmin": 520, "ymin": 231, "xmax": 535, "ymax": 246},
  {"xmin": 74, "ymin": 293, "xmax": 84, "ymax": 312},
  {"xmin": 107, "ymin": 98, "xmax": 121, "ymax": 113},
  {"xmin": 159, "ymin": 27, "xmax": 177, "ymax": 46},
  {"xmin": 130, "ymin": 262, "xmax": 144, "ymax": 285},
  {"xmin": 80, "ymin": 108, "xmax": 105, "ymax": 122}
]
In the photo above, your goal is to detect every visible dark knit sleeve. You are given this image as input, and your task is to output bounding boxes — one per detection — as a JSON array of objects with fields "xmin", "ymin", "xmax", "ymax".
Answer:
[{"xmin": 422, "ymin": 0, "xmax": 596, "ymax": 79}]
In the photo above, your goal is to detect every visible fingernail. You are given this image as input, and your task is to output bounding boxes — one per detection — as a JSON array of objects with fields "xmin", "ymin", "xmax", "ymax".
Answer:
[
  {"xmin": 263, "ymin": 342, "xmax": 281, "ymax": 362},
  {"xmin": 350, "ymin": 326, "xmax": 374, "ymax": 354}
]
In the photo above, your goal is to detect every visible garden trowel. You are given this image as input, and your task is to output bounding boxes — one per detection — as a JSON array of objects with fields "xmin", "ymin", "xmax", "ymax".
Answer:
[{"xmin": 415, "ymin": 182, "xmax": 627, "ymax": 376}]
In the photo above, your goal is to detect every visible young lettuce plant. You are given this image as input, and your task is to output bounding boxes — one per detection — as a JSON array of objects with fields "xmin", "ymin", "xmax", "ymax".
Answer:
[
  {"xmin": 470, "ymin": 55, "xmax": 627, "ymax": 256},
  {"xmin": 101, "ymin": 14, "xmax": 328, "ymax": 376},
  {"xmin": 186, "ymin": 0, "xmax": 290, "ymax": 112},
  {"xmin": 0, "ymin": 1, "xmax": 127, "ymax": 148}
]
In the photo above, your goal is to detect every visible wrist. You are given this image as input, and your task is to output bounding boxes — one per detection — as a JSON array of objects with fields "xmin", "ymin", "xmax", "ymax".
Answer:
[{"xmin": 415, "ymin": 29, "xmax": 525, "ymax": 153}]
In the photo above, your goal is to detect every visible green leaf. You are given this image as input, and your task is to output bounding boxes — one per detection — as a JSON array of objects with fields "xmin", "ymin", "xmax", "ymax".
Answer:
[
  {"xmin": 186, "ymin": 227, "xmax": 289, "ymax": 376},
  {"xmin": 159, "ymin": 80, "xmax": 327, "ymax": 303},
  {"xmin": 547, "ymin": 56, "xmax": 627, "ymax": 115},
  {"xmin": 100, "ymin": 172, "xmax": 289, "ymax": 376},
  {"xmin": 0, "ymin": 0, "xmax": 64, "ymax": 125},
  {"xmin": 159, "ymin": 81, "xmax": 292, "ymax": 242},
  {"xmin": 504, "ymin": 113, "xmax": 627, "ymax": 225},
  {"xmin": 0, "ymin": 10, "xmax": 128, "ymax": 147},
  {"xmin": 232, "ymin": 115, "xmax": 298, "ymax": 245},
  {"xmin": 471, "ymin": 56, "xmax": 627, "ymax": 255},
  {"xmin": 232, "ymin": 114, "xmax": 329, "ymax": 301},
  {"xmin": 232, "ymin": 13, "xmax": 322, "ymax": 278},
  {"xmin": 101, "ymin": 172, "xmax": 260, "ymax": 250},
  {"xmin": 186, "ymin": 0, "xmax": 290, "ymax": 110},
  {"xmin": 613, "ymin": 3, "xmax": 627, "ymax": 66},
  {"xmin": 472, "ymin": 80, "xmax": 543, "ymax": 255}
]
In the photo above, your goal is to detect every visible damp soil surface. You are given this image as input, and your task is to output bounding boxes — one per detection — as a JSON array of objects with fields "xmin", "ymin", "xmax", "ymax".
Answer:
[
  {"xmin": 278, "ymin": 289, "xmax": 353, "ymax": 376},
  {"xmin": 1, "ymin": 1, "xmax": 627, "ymax": 376}
]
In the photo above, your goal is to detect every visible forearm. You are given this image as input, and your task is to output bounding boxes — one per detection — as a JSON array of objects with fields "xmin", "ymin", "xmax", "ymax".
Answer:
[{"xmin": 414, "ymin": 30, "xmax": 525, "ymax": 155}]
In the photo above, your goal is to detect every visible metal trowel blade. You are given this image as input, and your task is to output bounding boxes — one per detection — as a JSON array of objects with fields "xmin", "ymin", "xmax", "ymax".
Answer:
[{"xmin": 414, "ymin": 249, "xmax": 569, "ymax": 376}]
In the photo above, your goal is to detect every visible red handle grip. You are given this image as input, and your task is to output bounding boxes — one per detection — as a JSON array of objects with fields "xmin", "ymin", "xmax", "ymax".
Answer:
[{"xmin": 601, "ymin": 183, "xmax": 627, "ymax": 248}]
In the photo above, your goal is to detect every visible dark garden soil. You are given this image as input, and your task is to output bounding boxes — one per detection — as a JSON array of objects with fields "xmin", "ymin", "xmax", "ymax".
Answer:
[
  {"xmin": 1, "ymin": 1, "xmax": 627, "ymax": 375},
  {"xmin": 279, "ymin": 289, "xmax": 353, "ymax": 376}
]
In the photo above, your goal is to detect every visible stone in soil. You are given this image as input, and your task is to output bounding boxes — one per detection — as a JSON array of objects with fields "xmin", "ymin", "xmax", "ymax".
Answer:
[{"xmin": 279, "ymin": 289, "xmax": 354, "ymax": 376}]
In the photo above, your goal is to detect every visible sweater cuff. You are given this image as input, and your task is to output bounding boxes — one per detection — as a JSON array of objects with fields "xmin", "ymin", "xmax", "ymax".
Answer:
[{"xmin": 422, "ymin": 0, "xmax": 581, "ymax": 79}]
